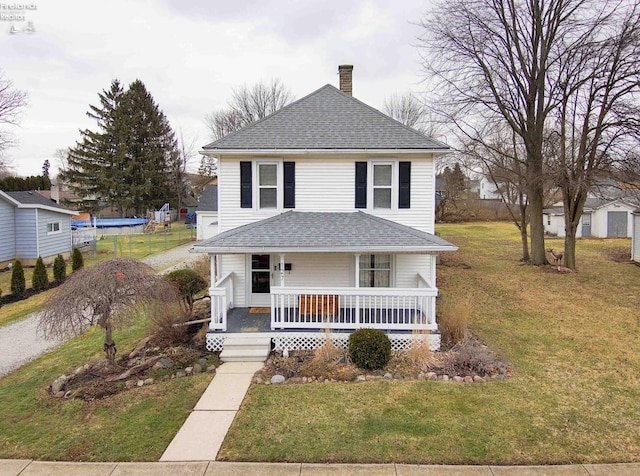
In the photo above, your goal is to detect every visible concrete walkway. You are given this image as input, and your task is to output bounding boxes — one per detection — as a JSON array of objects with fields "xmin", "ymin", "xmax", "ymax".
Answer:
[
  {"xmin": 160, "ymin": 361, "xmax": 264, "ymax": 462},
  {"xmin": 1, "ymin": 460, "xmax": 639, "ymax": 475}
]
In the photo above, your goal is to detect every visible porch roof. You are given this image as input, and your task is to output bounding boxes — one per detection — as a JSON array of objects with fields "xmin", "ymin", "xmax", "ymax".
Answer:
[{"xmin": 192, "ymin": 211, "xmax": 457, "ymax": 253}]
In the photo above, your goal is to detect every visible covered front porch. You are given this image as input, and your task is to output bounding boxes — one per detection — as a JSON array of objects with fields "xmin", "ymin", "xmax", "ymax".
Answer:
[{"xmin": 192, "ymin": 211, "xmax": 457, "ymax": 351}]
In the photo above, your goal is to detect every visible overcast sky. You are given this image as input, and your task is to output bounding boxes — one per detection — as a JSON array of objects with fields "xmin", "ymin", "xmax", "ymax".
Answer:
[{"xmin": 2, "ymin": 0, "xmax": 432, "ymax": 177}]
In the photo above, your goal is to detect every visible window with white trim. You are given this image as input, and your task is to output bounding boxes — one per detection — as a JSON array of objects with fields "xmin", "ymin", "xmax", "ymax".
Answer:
[
  {"xmin": 359, "ymin": 254, "xmax": 391, "ymax": 287},
  {"xmin": 47, "ymin": 222, "xmax": 61, "ymax": 234},
  {"xmin": 258, "ymin": 162, "xmax": 278, "ymax": 209},
  {"xmin": 372, "ymin": 163, "xmax": 393, "ymax": 209},
  {"xmin": 582, "ymin": 213, "xmax": 591, "ymax": 227}
]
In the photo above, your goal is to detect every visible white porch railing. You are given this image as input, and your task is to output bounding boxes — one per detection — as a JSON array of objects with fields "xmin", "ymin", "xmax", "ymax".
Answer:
[
  {"xmin": 270, "ymin": 285, "xmax": 438, "ymax": 331},
  {"xmin": 209, "ymin": 272, "xmax": 234, "ymax": 331}
]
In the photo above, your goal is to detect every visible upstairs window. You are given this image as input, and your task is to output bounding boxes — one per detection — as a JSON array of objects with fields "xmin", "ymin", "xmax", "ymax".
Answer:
[
  {"xmin": 258, "ymin": 163, "xmax": 278, "ymax": 209},
  {"xmin": 373, "ymin": 164, "xmax": 392, "ymax": 209},
  {"xmin": 355, "ymin": 161, "xmax": 411, "ymax": 209},
  {"xmin": 240, "ymin": 160, "xmax": 295, "ymax": 210}
]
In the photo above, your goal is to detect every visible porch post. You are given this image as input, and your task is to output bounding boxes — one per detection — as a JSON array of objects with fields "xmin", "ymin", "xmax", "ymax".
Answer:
[
  {"xmin": 354, "ymin": 254, "xmax": 360, "ymax": 325},
  {"xmin": 279, "ymin": 253, "xmax": 285, "ymax": 287},
  {"xmin": 210, "ymin": 254, "xmax": 217, "ymax": 285}
]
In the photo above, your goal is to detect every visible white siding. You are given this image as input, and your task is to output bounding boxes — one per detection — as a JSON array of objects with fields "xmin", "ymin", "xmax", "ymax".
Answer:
[
  {"xmin": 274, "ymin": 253, "xmax": 353, "ymax": 288},
  {"xmin": 395, "ymin": 254, "xmax": 433, "ymax": 288},
  {"xmin": 196, "ymin": 211, "xmax": 218, "ymax": 240},
  {"xmin": 0, "ymin": 198, "xmax": 16, "ymax": 262},
  {"xmin": 591, "ymin": 202, "xmax": 634, "ymax": 238},
  {"xmin": 220, "ymin": 254, "xmax": 246, "ymax": 306},
  {"xmin": 217, "ymin": 154, "xmax": 435, "ymax": 233}
]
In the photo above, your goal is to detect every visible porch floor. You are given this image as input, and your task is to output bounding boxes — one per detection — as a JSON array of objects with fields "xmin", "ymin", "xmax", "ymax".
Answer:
[{"xmin": 220, "ymin": 307, "xmax": 426, "ymax": 333}]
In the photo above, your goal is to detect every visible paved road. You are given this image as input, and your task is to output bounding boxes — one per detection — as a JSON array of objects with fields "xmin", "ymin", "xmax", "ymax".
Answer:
[{"xmin": 0, "ymin": 243, "xmax": 204, "ymax": 378}]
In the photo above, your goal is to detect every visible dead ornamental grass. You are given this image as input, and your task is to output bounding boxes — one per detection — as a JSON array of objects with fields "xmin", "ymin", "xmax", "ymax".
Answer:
[{"xmin": 220, "ymin": 222, "xmax": 640, "ymax": 465}]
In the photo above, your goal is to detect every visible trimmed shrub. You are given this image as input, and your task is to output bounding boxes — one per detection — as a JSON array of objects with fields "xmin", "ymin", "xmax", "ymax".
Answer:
[
  {"xmin": 165, "ymin": 268, "xmax": 208, "ymax": 313},
  {"xmin": 32, "ymin": 256, "xmax": 49, "ymax": 290},
  {"xmin": 10, "ymin": 260, "xmax": 26, "ymax": 298},
  {"xmin": 53, "ymin": 254, "xmax": 66, "ymax": 283},
  {"xmin": 348, "ymin": 328, "xmax": 392, "ymax": 370},
  {"xmin": 71, "ymin": 247, "xmax": 84, "ymax": 272}
]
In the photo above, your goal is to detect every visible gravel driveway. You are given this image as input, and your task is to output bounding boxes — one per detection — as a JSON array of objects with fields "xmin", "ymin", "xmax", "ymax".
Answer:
[{"xmin": 0, "ymin": 243, "xmax": 206, "ymax": 378}]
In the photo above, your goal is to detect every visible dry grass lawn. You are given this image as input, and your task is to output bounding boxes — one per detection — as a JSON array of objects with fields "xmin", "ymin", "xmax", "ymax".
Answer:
[{"xmin": 218, "ymin": 222, "xmax": 640, "ymax": 465}]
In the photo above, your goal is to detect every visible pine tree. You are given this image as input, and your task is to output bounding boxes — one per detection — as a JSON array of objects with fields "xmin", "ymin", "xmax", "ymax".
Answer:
[
  {"xmin": 62, "ymin": 79, "xmax": 181, "ymax": 216},
  {"xmin": 32, "ymin": 256, "xmax": 49, "ymax": 291},
  {"xmin": 53, "ymin": 254, "xmax": 66, "ymax": 283},
  {"xmin": 10, "ymin": 260, "xmax": 25, "ymax": 298},
  {"xmin": 72, "ymin": 248, "xmax": 84, "ymax": 272}
]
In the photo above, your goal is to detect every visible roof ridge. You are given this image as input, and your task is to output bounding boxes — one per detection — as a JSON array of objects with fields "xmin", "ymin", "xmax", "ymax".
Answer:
[{"xmin": 202, "ymin": 86, "xmax": 335, "ymax": 150}]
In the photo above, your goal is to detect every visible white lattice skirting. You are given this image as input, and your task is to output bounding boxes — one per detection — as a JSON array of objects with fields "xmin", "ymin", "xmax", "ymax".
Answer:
[{"xmin": 206, "ymin": 332, "xmax": 440, "ymax": 353}]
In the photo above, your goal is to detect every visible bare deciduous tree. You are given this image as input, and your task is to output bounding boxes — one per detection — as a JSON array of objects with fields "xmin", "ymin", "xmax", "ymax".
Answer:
[
  {"xmin": 546, "ymin": 3, "xmax": 640, "ymax": 269},
  {"xmin": 0, "ymin": 70, "xmax": 27, "ymax": 167},
  {"xmin": 384, "ymin": 93, "xmax": 426, "ymax": 131},
  {"xmin": 38, "ymin": 259, "xmax": 178, "ymax": 367},
  {"xmin": 420, "ymin": 0, "xmax": 597, "ymax": 265},
  {"xmin": 204, "ymin": 78, "xmax": 294, "ymax": 141}
]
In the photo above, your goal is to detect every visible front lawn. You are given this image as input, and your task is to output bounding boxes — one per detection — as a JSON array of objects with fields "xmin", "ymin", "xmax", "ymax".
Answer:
[
  {"xmin": 0, "ymin": 315, "xmax": 211, "ymax": 461},
  {"xmin": 218, "ymin": 222, "xmax": 640, "ymax": 464}
]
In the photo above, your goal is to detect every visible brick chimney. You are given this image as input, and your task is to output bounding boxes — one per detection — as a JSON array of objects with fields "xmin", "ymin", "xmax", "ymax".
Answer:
[{"xmin": 338, "ymin": 64, "xmax": 353, "ymax": 96}]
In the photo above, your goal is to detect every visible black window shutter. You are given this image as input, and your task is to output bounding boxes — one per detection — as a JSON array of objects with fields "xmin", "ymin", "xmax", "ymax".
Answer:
[
  {"xmin": 240, "ymin": 161, "xmax": 252, "ymax": 208},
  {"xmin": 355, "ymin": 162, "xmax": 367, "ymax": 208},
  {"xmin": 284, "ymin": 161, "xmax": 295, "ymax": 208},
  {"xmin": 399, "ymin": 161, "xmax": 411, "ymax": 208}
]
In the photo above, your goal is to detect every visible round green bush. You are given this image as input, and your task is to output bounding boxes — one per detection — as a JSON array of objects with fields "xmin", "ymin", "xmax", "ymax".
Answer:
[
  {"xmin": 31, "ymin": 256, "xmax": 49, "ymax": 291},
  {"xmin": 53, "ymin": 254, "xmax": 67, "ymax": 283},
  {"xmin": 10, "ymin": 260, "xmax": 26, "ymax": 298},
  {"xmin": 348, "ymin": 328, "xmax": 392, "ymax": 370},
  {"xmin": 165, "ymin": 268, "xmax": 208, "ymax": 312},
  {"xmin": 71, "ymin": 247, "xmax": 84, "ymax": 272}
]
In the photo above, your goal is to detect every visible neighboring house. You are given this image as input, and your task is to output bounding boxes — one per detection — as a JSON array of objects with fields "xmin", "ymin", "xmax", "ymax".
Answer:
[
  {"xmin": 543, "ymin": 197, "xmax": 638, "ymax": 238},
  {"xmin": 0, "ymin": 190, "xmax": 77, "ymax": 267},
  {"xmin": 193, "ymin": 65, "xmax": 457, "ymax": 357},
  {"xmin": 196, "ymin": 184, "xmax": 218, "ymax": 241},
  {"xmin": 632, "ymin": 210, "xmax": 640, "ymax": 263},
  {"xmin": 479, "ymin": 176, "xmax": 501, "ymax": 200}
]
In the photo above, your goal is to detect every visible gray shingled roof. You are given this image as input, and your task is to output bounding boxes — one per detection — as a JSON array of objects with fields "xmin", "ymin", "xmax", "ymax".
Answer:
[
  {"xmin": 193, "ymin": 211, "xmax": 457, "ymax": 253},
  {"xmin": 203, "ymin": 85, "xmax": 449, "ymax": 151},
  {"xmin": 197, "ymin": 185, "xmax": 218, "ymax": 212},
  {"xmin": 4, "ymin": 190, "xmax": 76, "ymax": 214},
  {"xmin": 544, "ymin": 197, "xmax": 637, "ymax": 215}
]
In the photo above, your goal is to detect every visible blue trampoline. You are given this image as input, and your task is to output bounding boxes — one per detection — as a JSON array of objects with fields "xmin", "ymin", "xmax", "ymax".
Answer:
[{"xmin": 72, "ymin": 218, "xmax": 148, "ymax": 229}]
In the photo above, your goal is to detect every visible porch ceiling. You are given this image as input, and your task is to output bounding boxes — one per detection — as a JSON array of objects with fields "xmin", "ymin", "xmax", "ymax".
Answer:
[{"xmin": 192, "ymin": 211, "xmax": 457, "ymax": 254}]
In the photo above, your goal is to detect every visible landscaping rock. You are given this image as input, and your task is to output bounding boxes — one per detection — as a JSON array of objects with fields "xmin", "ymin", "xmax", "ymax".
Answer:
[
  {"xmin": 384, "ymin": 372, "xmax": 393, "ymax": 380},
  {"xmin": 426, "ymin": 372, "xmax": 437, "ymax": 381},
  {"xmin": 144, "ymin": 378, "xmax": 154, "ymax": 385},
  {"xmin": 197, "ymin": 358, "xmax": 208, "ymax": 366},
  {"xmin": 356, "ymin": 375, "xmax": 367, "ymax": 382},
  {"xmin": 152, "ymin": 357, "xmax": 174, "ymax": 370},
  {"xmin": 192, "ymin": 363, "xmax": 202, "ymax": 375},
  {"xmin": 441, "ymin": 374, "xmax": 450, "ymax": 381},
  {"xmin": 473, "ymin": 375, "xmax": 486, "ymax": 383},
  {"xmin": 496, "ymin": 374, "xmax": 505, "ymax": 381},
  {"xmin": 137, "ymin": 380, "xmax": 144, "ymax": 387},
  {"xmin": 74, "ymin": 366, "xmax": 84, "ymax": 376},
  {"xmin": 271, "ymin": 375, "xmax": 285, "ymax": 384},
  {"xmin": 54, "ymin": 391, "xmax": 65, "ymax": 398},
  {"xmin": 453, "ymin": 376, "xmax": 464, "ymax": 382},
  {"xmin": 51, "ymin": 375, "xmax": 68, "ymax": 394},
  {"xmin": 125, "ymin": 380, "xmax": 136, "ymax": 390},
  {"xmin": 129, "ymin": 337, "xmax": 150, "ymax": 359},
  {"xmin": 207, "ymin": 366, "xmax": 216, "ymax": 374},
  {"xmin": 185, "ymin": 366, "xmax": 194, "ymax": 376},
  {"xmin": 176, "ymin": 370, "xmax": 186, "ymax": 378}
]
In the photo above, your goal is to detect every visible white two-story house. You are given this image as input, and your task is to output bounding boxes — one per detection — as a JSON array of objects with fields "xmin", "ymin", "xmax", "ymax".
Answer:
[{"xmin": 193, "ymin": 65, "xmax": 457, "ymax": 359}]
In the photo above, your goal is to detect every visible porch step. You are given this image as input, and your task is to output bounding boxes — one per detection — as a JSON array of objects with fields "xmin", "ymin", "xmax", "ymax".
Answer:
[{"xmin": 220, "ymin": 337, "xmax": 271, "ymax": 362}]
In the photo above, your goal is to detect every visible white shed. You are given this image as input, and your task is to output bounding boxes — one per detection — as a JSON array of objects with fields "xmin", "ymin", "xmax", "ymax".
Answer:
[{"xmin": 543, "ymin": 198, "xmax": 637, "ymax": 238}]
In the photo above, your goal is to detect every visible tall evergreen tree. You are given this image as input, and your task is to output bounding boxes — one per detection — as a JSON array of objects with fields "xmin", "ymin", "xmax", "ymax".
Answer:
[{"xmin": 62, "ymin": 79, "xmax": 180, "ymax": 216}]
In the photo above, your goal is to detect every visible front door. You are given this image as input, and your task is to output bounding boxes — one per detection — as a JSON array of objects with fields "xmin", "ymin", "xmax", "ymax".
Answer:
[{"xmin": 250, "ymin": 254, "xmax": 271, "ymax": 306}]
